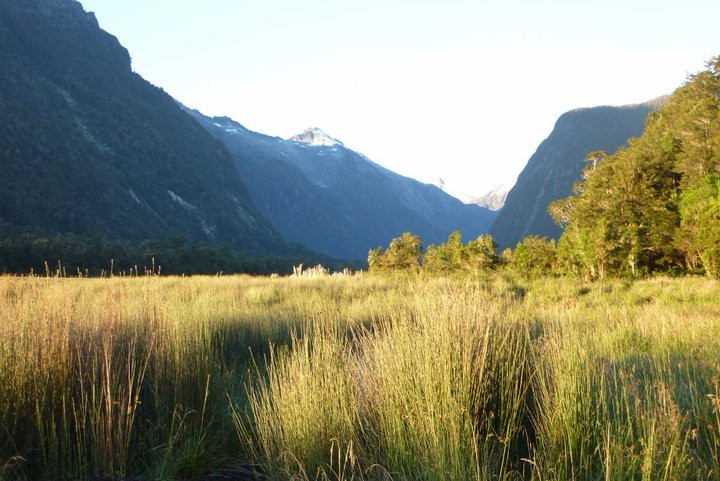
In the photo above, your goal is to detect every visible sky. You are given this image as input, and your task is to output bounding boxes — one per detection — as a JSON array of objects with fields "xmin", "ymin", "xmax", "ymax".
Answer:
[{"xmin": 79, "ymin": 0, "xmax": 720, "ymax": 201}]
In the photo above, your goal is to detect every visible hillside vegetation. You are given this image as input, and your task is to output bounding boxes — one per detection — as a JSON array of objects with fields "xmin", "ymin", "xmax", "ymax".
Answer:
[
  {"xmin": 549, "ymin": 58, "xmax": 720, "ymax": 278},
  {"xmin": 0, "ymin": 0, "xmax": 296, "ymax": 255},
  {"xmin": 374, "ymin": 58, "xmax": 720, "ymax": 281},
  {"xmin": 1, "ymin": 274, "xmax": 719, "ymax": 480},
  {"xmin": 490, "ymin": 99, "xmax": 661, "ymax": 249},
  {"xmin": 0, "ymin": 231, "xmax": 352, "ymax": 277}
]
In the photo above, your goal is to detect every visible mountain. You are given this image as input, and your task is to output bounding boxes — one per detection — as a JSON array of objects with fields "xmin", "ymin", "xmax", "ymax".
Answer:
[
  {"xmin": 289, "ymin": 127, "xmax": 343, "ymax": 147},
  {"xmin": 188, "ymin": 112, "xmax": 498, "ymax": 260},
  {"xmin": 468, "ymin": 185, "xmax": 510, "ymax": 212},
  {"xmin": 0, "ymin": 0, "xmax": 298, "ymax": 255},
  {"xmin": 490, "ymin": 98, "xmax": 667, "ymax": 248}
]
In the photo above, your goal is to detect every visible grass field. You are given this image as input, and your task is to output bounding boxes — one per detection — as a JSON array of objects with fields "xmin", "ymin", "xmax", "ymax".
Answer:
[{"xmin": 1, "ymin": 274, "xmax": 719, "ymax": 480}]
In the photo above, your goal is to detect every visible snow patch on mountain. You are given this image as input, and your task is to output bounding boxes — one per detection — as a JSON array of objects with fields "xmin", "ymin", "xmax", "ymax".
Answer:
[
  {"xmin": 129, "ymin": 188, "xmax": 141, "ymax": 204},
  {"xmin": 468, "ymin": 185, "xmax": 510, "ymax": 211},
  {"xmin": 289, "ymin": 127, "xmax": 343, "ymax": 147},
  {"xmin": 167, "ymin": 190, "xmax": 195, "ymax": 211},
  {"xmin": 201, "ymin": 221, "xmax": 216, "ymax": 239}
]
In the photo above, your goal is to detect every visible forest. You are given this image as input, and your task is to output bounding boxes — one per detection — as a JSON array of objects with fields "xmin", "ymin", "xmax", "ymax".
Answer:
[{"xmin": 0, "ymin": 231, "xmax": 352, "ymax": 277}]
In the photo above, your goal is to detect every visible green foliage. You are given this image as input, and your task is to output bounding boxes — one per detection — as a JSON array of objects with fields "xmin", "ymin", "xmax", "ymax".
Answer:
[
  {"xmin": 370, "ymin": 231, "xmax": 499, "ymax": 274},
  {"xmin": 0, "ymin": 231, "xmax": 353, "ymax": 276},
  {"xmin": 552, "ymin": 56, "xmax": 720, "ymax": 279},
  {"xmin": 465, "ymin": 233, "xmax": 500, "ymax": 270},
  {"xmin": 500, "ymin": 247, "xmax": 514, "ymax": 266},
  {"xmin": 368, "ymin": 232, "xmax": 422, "ymax": 272},
  {"xmin": 424, "ymin": 231, "xmax": 499, "ymax": 272},
  {"xmin": 512, "ymin": 235, "xmax": 557, "ymax": 277},
  {"xmin": 678, "ymin": 175, "xmax": 720, "ymax": 277},
  {"xmin": 424, "ymin": 230, "xmax": 465, "ymax": 272}
]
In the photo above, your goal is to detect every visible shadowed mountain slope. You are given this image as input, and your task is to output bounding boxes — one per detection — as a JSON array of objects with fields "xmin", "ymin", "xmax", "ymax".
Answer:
[
  {"xmin": 0, "ymin": 0, "xmax": 299, "ymax": 255},
  {"xmin": 490, "ymin": 98, "xmax": 666, "ymax": 248},
  {"xmin": 189, "ymin": 114, "xmax": 498, "ymax": 260}
]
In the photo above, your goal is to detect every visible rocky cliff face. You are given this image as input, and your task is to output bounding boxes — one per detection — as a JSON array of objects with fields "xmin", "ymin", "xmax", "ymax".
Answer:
[
  {"xmin": 190, "ymin": 111, "xmax": 498, "ymax": 260},
  {"xmin": 490, "ymin": 98, "xmax": 666, "ymax": 248}
]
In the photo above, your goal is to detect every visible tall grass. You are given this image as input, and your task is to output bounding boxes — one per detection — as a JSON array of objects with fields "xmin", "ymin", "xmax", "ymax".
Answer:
[
  {"xmin": 0, "ymin": 275, "xmax": 396, "ymax": 479},
  {"xmin": 531, "ymin": 278, "xmax": 720, "ymax": 480},
  {"xmin": 1, "ymin": 274, "xmax": 719, "ymax": 480}
]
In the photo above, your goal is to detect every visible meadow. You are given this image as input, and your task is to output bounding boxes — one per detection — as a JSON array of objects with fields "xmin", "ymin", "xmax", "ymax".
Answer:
[{"xmin": 1, "ymin": 273, "xmax": 719, "ymax": 481}]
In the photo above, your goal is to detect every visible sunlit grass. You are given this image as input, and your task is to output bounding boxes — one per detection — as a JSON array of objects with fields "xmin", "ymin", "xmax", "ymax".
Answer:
[{"xmin": 0, "ymin": 274, "xmax": 718, "ymax": 480}]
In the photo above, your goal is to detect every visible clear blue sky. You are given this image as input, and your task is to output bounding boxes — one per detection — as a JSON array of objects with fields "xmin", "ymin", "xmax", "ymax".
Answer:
[{"xmin": 79, "ymin": 0, "xmax": 720, "ymax": 200}]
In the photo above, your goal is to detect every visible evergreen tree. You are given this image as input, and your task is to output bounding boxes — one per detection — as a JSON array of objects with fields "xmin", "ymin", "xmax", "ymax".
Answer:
[
  {"xmin": 551, "ymin": 56, "xmax": 720, "ymax": 278},
  {"xmin": 678, "ymin": 176, "xmax": 720, "ymax": 277}
]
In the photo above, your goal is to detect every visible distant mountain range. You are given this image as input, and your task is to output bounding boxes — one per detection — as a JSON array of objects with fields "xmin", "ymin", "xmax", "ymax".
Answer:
[
  {"xmin": 187, "ymin": 114, "xmax": 498, "ymax": 260},
  {"xmin": 0, "ymin": 0, "xmax": 496, "ymax": 263},
  {"xmin": 490, "ymin": 98, "xmax": 667, "ymax": 248}
]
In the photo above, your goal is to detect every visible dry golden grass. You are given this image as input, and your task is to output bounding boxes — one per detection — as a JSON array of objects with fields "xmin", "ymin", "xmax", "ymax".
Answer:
[{"xmin": 0, "ymin": 274, "xmax": 719, "ymax": 480}]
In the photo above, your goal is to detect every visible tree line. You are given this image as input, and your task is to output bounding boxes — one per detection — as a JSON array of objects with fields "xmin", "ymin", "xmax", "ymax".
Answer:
[
  {"xmin": 549, "ymin": 57, "xmax": 720, "ymax": 279},
  {"xmin": 0, "ymin": 231, "xmax": 355, "ymax": 277},
  {"xmin": 4, "ymin": 57, "xmax": 719, "ymax": 280},
  {"xmin": 371, "ymin": 57, "xmax": 720, "ymax": 280},
  {"xmin": 368, "ymin": 231, "xmax": 557, "ymax": 277}
]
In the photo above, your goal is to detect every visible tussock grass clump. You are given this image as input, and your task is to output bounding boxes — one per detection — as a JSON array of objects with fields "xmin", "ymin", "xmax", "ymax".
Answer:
[
  {"xmin": 0, "ymin": 276, "xmax": 398, "ymax": 479},
  {"xmin": 530, "ymin": 277, "xmax": 720, "ymax": 481},
  {"xmin": 238, "ymin": 327, "xmax": 360, "ymax": 480},
  {"xmin": 239, "ymin": 277, "xmax": 720, "ymax": 481},
  {"xmin": 1, "ymin": 274, "xmax": 720, "ymax": 480},
  {"xmin": 241, "ymin": 282, "xmax": 535, "ymax": 480},
  {"xmin": 353, "ymin": 287, "xmax": 532, "ymax": 480}
]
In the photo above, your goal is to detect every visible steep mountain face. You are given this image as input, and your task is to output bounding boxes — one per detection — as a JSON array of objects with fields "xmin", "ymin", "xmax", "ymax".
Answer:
[
  {"xmin": 490, "ymin": 98, "xmax": 666, "ymax": 248},
  {"xmin": 0, "ymin": 0, "xmax": 292, "ymax": 254},
  {"xmin": 189, "ymin": 112, "xmax": 498, "ymax": 260}
]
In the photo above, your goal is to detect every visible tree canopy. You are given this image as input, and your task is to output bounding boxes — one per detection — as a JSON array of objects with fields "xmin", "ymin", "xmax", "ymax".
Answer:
[{"xmin": 550, "ymin": 57, "xmax": 720, "ymax": 279}]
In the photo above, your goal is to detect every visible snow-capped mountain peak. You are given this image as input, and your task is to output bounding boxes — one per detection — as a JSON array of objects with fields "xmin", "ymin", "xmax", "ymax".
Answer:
[
  {"xmin": 467, "ymin": 184, "xmax": 510, "ymax": 212},
  {"xmin": 289, "ymin": 127, "xmax": 343, "ymax": 147}
]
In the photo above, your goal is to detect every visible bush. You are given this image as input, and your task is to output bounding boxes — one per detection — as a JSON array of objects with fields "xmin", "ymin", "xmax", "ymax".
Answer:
[
  {"xmin": 512, "ymin": 236, "xmax": 557, "ymax": 277},
  {"xmin": 368, "ymin": 232, "xmax": 422, "ymax": 272}
]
